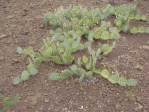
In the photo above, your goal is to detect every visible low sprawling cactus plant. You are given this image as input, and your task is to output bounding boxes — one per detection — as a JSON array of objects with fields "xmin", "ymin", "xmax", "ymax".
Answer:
[{"xmin": 14, "ymin": 3, "xmax": 149, "ymax": 86}]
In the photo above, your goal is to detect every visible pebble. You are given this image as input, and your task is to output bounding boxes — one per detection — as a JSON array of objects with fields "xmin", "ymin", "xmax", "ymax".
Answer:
[
  {"xmin": 80, "ymin": 106, "xmax": 84, "ymax": 109},
  {"xmin": 7, "ymin": 15, "xmax": 14, "ymax": 19},
  {"xmin": 135, "ymin": 64, "xmax": 143, "ymax": 71},
  {"xmin": 22, "ymin": 9, "xmax": 28, "ymax": 16},
  {"xmin": 22, "ymin": 31, "xmax": 29, "ymax": 35},
  {"xmin": 10, "ymin": 111, "xmax": 15, "ymax": 112},
  {"xmin": 35, "ymin": 111, "xmax": 39, "ymax": 112},
  {"xmin": 135, "ymin": 102, "xmax": 143, "ymax": 111},
  {"xmin": 12, "ymin": 58, "xmax": 19, "ymax": 63},
  {"xmin": 44, "ymin": 98, "xmax": 49, "ymax": 103},
  {"xmin": 43, "ymin": 93, "xmax": 48, "ymax": 96},
  {"xmin": 142, "ymin": 45, "xmax": 149, "ymax": 50},
  {"xmin": 0, "ymin": 34, "xmax": 8, "ymax": 39},
  {"xmin": 24, "ymin": 99, "xmax": 28, "ymax": 103},
  {"xmin": 39, "ymin": 24, "xmax": 44, "ymax": 29},
  {"xmin": 48, "ymin": 107, "xmax": 51, "ymax": 111}
]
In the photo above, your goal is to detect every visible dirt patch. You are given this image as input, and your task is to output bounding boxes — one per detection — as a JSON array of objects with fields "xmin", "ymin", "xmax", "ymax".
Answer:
[{"xmin": 0, "ymin": 0, "xmax": 149, "ymax": 112}]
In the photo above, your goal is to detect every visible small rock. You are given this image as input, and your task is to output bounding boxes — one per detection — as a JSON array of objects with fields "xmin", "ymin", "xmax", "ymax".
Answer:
[
  {"xmin": 43, "ymin": 93, "xmax": 48, "ymax": 96},
  {"xmin": 44, "ymin": 98, "xmax": 49, "ymax": 103},
  {"xmin": 12, "ymin": 59, "xmax": 19, "ymax": 64},
  {"xmin": 142, "ymin": 45, "xmax": 149, "ymax": 50},
  {"xmin": 7, "ymin": 15, "xmax": 14, "ymax": 19},
  {"xmin": 22, "ymin": 9, "xmax": 28, "ymax": 16},
  {"xmin": 48, "ymin": 107, "xmax": 51, "ymax": 111},
  {"xmin": 80, "ymin": 106, "xmax": 84, "ymax": 109},
  {"xmin": 135, "ymin": 64, "xmax": 143, "ymax": 71},
  {"xmin": 0, "ymin": 34, "xmax": 8, "ymax": 39},
  {"xmin": 24, "ymin": 99, "xmax": 28, "ymax": 103},
  {"xmin": 22, "ymin": 31, "xmax": 29, "ymax": 35},
  {"xmin": 39, "ymin": 24, "xmax": 44, "ymax": 29},
  {"xmin": 62, "ymin": 107, "xmax": 69, "ymax": 111},
  {"xmin": 135, "ymin": 102, "xmax": 143, "ymax": 111},
  {"xmin": 120, "ymin": 111, "xmax": 124, "ymax": 112},
  {"xmin": 11, "ymin": 111, "xmax": 15, "ymax": 112},
  {"xmin": 35, "ymin": 111, "xmax": 39, "ymax": 112}
]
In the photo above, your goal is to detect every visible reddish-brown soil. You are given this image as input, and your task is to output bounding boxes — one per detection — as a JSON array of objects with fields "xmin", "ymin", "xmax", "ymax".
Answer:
[{"xmin": 0, "ymin": 0, "xmax": 149, "ymax": 112}]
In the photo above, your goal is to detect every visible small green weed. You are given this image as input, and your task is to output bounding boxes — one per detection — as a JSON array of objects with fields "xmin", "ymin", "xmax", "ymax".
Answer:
[{"xmin": 0, "ymin": 94, "xmax": 20, "ymax": 112}]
